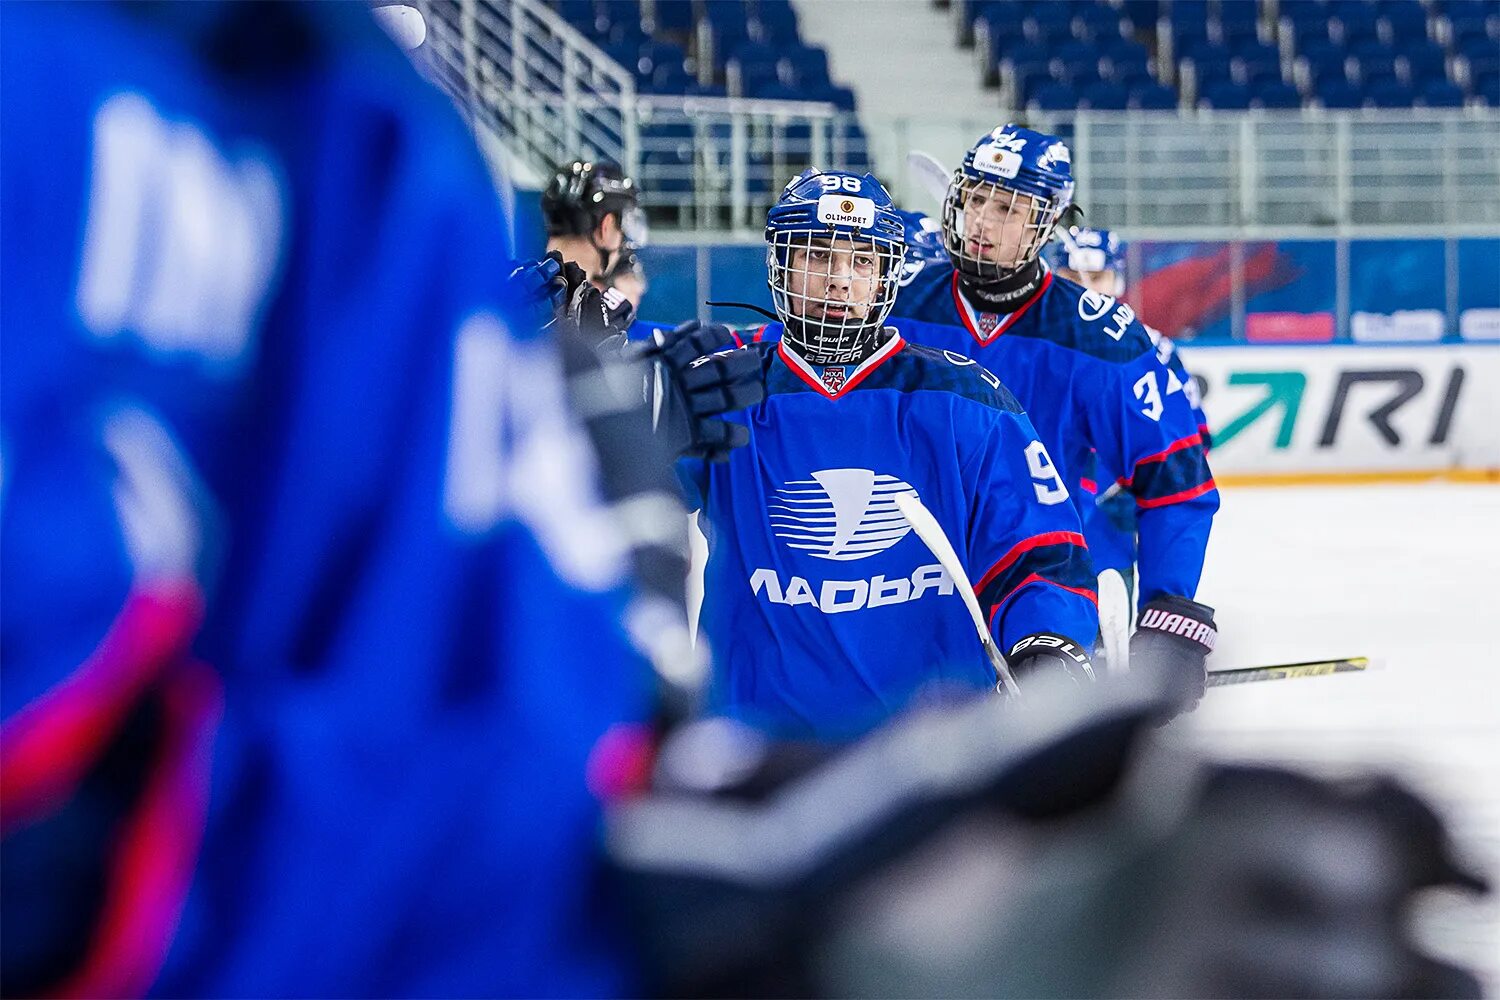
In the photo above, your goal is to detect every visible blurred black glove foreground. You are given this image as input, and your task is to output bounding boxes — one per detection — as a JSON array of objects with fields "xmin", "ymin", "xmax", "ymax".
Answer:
[{"xmin": 606, "ymin": 675, "xmax": 1488, "ymax": 999}]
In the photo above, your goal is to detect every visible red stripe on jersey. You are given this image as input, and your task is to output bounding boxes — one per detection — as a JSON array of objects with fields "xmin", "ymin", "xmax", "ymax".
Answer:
[
  {"xmin": 1136, "ymin": 478, "xmax": 1218, "ymax": 509},
  {"xmin": 731, "ymin": 330, "xmax": 745, "ymax": 349},
  {"xmin": 986, "ymin": 572, "xmax": 1100, "ymax": 625},
  {"xmin": 973, "ymin": 530, "xmax": 1088, "ymax": 596},
  {"xmin": 1116, "ymin": 432, "xmax": 1205, "ymax": 487},
  {"xmin": 753, "ymin": 324, "xmax": 768, "ymax": 343},
  {"xmin": 775, "ymin": 335, "xmax": 905, "ymax": 399},
  {"xmin": 1080, "ymin": 477, "xmax": 1098, "ymax": 494},
  {"xmin": 950, "ymin": 269, "xmax": 1054, "ymax": 346}
]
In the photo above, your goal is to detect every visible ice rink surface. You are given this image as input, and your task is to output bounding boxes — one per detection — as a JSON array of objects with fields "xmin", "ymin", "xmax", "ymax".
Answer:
[{"xmin": 1185, "ymin": 482, "xmax": 1500, "ymax": 987}]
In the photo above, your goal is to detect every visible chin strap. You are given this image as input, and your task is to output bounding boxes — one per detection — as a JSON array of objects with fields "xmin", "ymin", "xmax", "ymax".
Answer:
[{"xmin": 959, "ymin": 257, "xmax": 1046, "ymax": 312}]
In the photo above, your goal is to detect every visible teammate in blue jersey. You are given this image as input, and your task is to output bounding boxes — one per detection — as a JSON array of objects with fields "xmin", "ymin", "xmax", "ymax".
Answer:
[
  {"xmin": 1043, "ymin": 227, "xmax": 1215, "ymax": 667},
  {"xmin": 675, "ymin": 169, "xmax": 1099, "ymax": 741},
  {"xmin": 884, "ymin": 125, "xmax": 1220, "ymax": 709},
  {"xmin": 1, "ymin": 4, "xmax": 654, "ymax": 994}
]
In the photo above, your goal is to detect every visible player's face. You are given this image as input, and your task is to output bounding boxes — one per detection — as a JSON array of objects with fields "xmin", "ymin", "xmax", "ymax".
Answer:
[
  {"xmin": 962, "ymin": 183, "xmax": 1043, "ymax": 270},
  {"xmin": 1058, "ymin": 266, "xmax": 1123, "ymax": 296},
  {"xmin": 785, "ymin": 236, "xmax": 880, "ymax": 321}
]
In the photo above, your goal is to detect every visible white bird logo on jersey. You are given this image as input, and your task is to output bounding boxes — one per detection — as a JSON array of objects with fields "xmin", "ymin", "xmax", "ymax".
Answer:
[{"xmin": 768, "ymin": 469, "xmax": 916, "ymax": 561}]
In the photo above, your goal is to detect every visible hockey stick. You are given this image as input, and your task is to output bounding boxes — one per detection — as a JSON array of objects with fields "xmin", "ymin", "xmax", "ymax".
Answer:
[
  {"xmin": 906, "ymin": 150, "xmax": 951, "ymax": 207},
  {"xmin": 1206, "ymin": 656, "xmax": 1369, "ymax": 687},
  {"xmin": 892, "ymin": 492, "xmax": 1021, "ymax": 698}
]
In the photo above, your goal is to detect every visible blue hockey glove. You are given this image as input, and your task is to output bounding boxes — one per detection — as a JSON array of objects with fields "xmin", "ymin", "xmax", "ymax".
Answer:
[
  {"xmin": 638, "ymin": 321, "xmax": 764, "ymax": 462},
  {"xmin": 1131, "ymin": 595, "xmax": 1217, "ymax": 717}
]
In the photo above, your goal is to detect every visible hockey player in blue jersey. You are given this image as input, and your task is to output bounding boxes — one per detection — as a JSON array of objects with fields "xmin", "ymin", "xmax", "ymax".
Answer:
[
  {"xmin": 886, "ymin": 126, "xmax": 1220, "ymax": 710},
  {"xmin": 1044, "ymin": 226, "xmax": 1215, "ymax": 668},
  {"xmin": 677, "ymin": 169, "xmax": 1099, "ymax": 741}
]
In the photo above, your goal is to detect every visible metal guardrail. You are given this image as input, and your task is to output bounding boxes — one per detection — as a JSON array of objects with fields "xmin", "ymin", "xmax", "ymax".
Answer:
[
  {"xmin": 868, "ymin": 109, "xmax": 1500, "ymax": 233},
  {"xmin": 415, "ymin": 0, "xmax": 872, "ymax": 230},
  {"xmin": 413, "ymin": 2, "xmax": 1500, "ymax": 236}
]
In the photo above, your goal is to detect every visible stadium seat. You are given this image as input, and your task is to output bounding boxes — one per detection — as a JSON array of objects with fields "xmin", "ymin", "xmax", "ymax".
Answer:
[
  {"xmin": 1254, "ymin": 80, "xmax": 1304, "ymax": 108},
  {"xmin": 1029, "ymin": 80, "xmax": 1079, "ymax": 110},
  {"xmin": 647, "ymin": 0, "xmax": 694, "ymax": 37},
  {"xmin": 1200, "ymin": 79, "xmax": 1253, "ymax": 109},
  {"xmin": 1316, "ymin": 78, "xmax": 1364, "ymax": 107},
  {"xmin": 1129, "ymin": 81, "xmax": 1178, "ymax": 109},
  {"xmin": 1080, "ymin": 79, "xmax": 1130, "ymax": 109},
  {"xmin": 1075, "ymin": 3, "xmax": 1127, "ymax": 42},
  {"xmin": 1367, "ymin": 78, "xmax": 1417, "ymax": 106},
  {"xmin": 1378, "ymin": 0, "xmax": 1431, "ymax": 46},
  {"xmin": 1121, "ymin": 0, "xmax": 1161, "ymax": 32},
  {"xmin": 650, "ymin": 63, "xmax": 694, "ymax": 93},
  {"xmin": 751, "ymin": 0, "xmax": 799, "ymax": 43},
  {"xmin": 635, "ymin": 40, "xmax": 687, "ymax": 82},
  {"xmin": 1353, "ymin": 50, "xmax": 1402, "ymax": 87},
  {"xmin": 1400, "ymin": 41, "xmax": 1450, "ymax": 85},
  {"xmin": 1419, "ymin": 79, "xmax": 1467, "ymax": 105},
  {"xmin": 1333, "ymin": 4, "xmax": 1382, "ymax": 47},
  {"xmin": 1477, "ymin": 68, "xmax": 1500, "ymax": 105},
  {"xmin": 778, "ymin": 44, "xmax": 830, "ymax": 88}
]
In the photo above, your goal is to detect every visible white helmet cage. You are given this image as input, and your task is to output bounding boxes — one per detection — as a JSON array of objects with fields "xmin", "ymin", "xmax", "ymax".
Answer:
[
  {"xmin": 768, "ymin": 231, "xmax": 904, "ymax": 364},
  {"xmin": 942, "ymin": 173, "xmax": 1067, "ymax": 283}
]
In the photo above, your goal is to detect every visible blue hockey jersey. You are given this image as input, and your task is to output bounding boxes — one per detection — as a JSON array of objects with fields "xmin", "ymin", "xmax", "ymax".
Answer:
[
  {"xmin": 679, "ymin": 333, "xmax": 1098, "ymax": 742},
  {"xmin": 885, "ymin": 260, "xmax": 1218, "ymax": 606},
  {"xmin": 2, "ymin": 4, "xmax": 648, "ymax": 996}
]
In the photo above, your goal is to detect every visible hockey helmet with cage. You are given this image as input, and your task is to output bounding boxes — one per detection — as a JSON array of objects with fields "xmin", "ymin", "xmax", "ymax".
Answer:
[
  {"xmin": 765, "ymin": 169, "xmax": 906, "ymax": 364},
  {"xmin": 542, "ymin": 159, "xmax": 648, "ymax": 245},
  {"xmin": 942, "ymin": 124, "xmax": 1075, "ymax": 284},
  {"xmin": 1046, "ymin": 226, "xmax": 1127, "ymax": 295}
]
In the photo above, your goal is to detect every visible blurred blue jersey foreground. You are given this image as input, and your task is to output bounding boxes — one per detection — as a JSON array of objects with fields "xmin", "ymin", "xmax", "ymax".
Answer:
[{"xmin": 0, "ymin": 3, "xmax": 649, "ymax": 995}]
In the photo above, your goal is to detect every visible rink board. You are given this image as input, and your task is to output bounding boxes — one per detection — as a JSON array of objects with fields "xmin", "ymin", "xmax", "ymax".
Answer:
[{"xmin": 1190, "ymin": 344, "xmax": 1500, "ymax": 477}]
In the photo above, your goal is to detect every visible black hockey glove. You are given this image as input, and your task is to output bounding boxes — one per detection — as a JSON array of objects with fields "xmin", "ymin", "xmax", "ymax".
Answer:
[
  {"xmin": 566, "ymin": 271, "xmax": 636, "ymax": 344},
  {"xmin": 1131, "ymin": 594, "xmax": 1216, "ymax": 717},
  {"xmin": 636, "ymin": 320, "xmax": 765, "ymax": 463},
  {"xmin": 1007, "ymin": 632, "xmax": 1096, "ymax": 688}
]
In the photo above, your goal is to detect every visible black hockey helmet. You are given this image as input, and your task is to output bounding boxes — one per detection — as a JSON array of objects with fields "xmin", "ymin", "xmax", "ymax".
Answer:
[{"xmin": 542, "ymin": 160, "xmax": 646, "ymax": 244}]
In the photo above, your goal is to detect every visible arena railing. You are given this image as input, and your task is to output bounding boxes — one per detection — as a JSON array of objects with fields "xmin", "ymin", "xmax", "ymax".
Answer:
[{"xmin": 412, "ymin": 2, "xmax": 1499, "ymax": 238}]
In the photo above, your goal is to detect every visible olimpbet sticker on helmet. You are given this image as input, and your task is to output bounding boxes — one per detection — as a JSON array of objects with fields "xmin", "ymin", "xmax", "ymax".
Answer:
[{"xmin": 815, "ymin": 194, "xmax": 877, "ymax": 229}]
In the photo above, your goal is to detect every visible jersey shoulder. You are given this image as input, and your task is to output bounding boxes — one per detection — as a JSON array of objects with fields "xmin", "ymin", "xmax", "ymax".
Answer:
[
  {"xmin": 876, "ymin": 341, "xmax": 1026, "ymax": 416},
  {"xmin": 1012, "ymin": 272, "xmax": 1157, "ymax": 365}
]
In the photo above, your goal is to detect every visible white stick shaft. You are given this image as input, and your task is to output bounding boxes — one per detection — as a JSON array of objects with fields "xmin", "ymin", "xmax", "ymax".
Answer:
[
  {"xmin": 893, "ymin": 492, "xmax": 1020, "ymax": 698},
  {"xmin": 906, "ymin": 151, "xmax": 951, "ymax": 207}
]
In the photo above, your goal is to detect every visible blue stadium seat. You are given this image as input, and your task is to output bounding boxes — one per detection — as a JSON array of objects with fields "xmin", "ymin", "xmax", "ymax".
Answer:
[
  {"xmin": 1067, "ymin": 62, "xmax": 1106, "ymax": 90},
  {"xmin": 1120, "ymin": 0, "xmax": 1161, "ymax": 32},
  {"xmin": 1029, "ymin": 80, "xmax": 1079, "ymax": 110},
  {"xmin": 1288, "ymin": 17, "xmax": 1335, "ymax": 53},
  {"xmin": 1234, "ymin": 41, "xmax": 1283, "ymax": 83},
  {"xmin": 650, "ymin": 63, "xmax": 694, "ymax": 93},
  {"xmin": 1055, "ymin": 38, "xmax": 1097, "ymax": 70},
  {"xmin": 1024, "ymin": 7, "xmax": 1077, "ymax": 45},
  {"xmin": 1353, "ymin": 49, "xmax": 1402, "ymax": 86},
  {"xmin": 1216, "ymin": 19, "xmax": 1263, "ymax": 52},
  {"xmin": 1254, "ymin": 80, "xmax": 1304, "ymax": 108},
  {"xmin": 778, "ymin": 44, "xmax": 830, "ymax": 88},
  {"xmin": 1400, "ymin": 40, "xmax": 1449, "ymax": 84},
  {"xmin": 1316, "ymin": 78, "xmax": 1364, "ymax": 107},
  {"xmin": 1368, "ymin": 78, "xmax": 1417, "ymax": 105},
  {"xmin": 1378, "ymin": 0, "xmax": 1431, "ymax": 45},
  {"xmin": 1458, "ymin": 36, "xmax": 1500, "ymax": 83},
  {"xmin": 751, "ymin": 0, "xmax": 799, "ymax": 42},
  {"xmin": 1476, "ymin": 69, "xmax": 1500, "ymax": 105},
  {"xmin": 1129, "ymin": 81, "xmax": 1179, "ymax": 108},
  {"xmin": 1300, "ymin": 44, "xmax": 1350, "ymax": 89},
  {"xmin": 1075, "ymin": 3, "xmax": 1127, "ymax": 41},
  {"xmin": 648, "ymin": 0, "xmax": 694, "ymax": 36},
  {"xmin": 1200, "ymin": 79, "xmax": 1253, "ymax": 109},
  {"xmin": 1420, "ymin": 79, "xmax": 1467, "ymax": 105},
  {"xmin": 1102, "ymin": 39, "xmax": 1153, "ymax": 81},
  {"xmin": 555, "ymin": 0, "xmax": 595, "ymax": 29},
  {"xmin": 1080, "ymin": 79, "xmax": 1130, "ymax": 109},
  {"xmin": 635, "ymin": 40, "xmax": 687, "ymax": 81}
]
